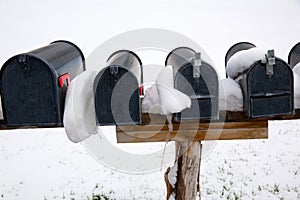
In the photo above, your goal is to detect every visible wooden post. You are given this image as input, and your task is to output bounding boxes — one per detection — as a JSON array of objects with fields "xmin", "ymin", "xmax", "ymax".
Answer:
[{"xmin": 165, "ymin": 141, "xmax": 202, "ymax": 200}]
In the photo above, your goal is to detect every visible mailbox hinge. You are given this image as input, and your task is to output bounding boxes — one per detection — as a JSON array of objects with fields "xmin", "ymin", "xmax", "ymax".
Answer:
[
  {"xmin": 192, "ymin": 52, "xmax": 201, "ymax": 78},
  {"xmin": 265, "ymin": 49, "xmax": 275, "ymax": 76}
]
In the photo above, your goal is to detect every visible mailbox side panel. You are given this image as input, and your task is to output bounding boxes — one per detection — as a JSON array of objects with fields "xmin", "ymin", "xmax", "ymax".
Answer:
[{"xmin": 28, "ymin": 41, "xmax": 85, "ymax": 81}]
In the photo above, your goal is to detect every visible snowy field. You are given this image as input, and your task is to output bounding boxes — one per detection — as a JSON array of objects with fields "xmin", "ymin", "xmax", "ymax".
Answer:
[
  {"xmin": 1, "ymin": 0, "xmax": 300, "ymax": 199},
  {"xmin": 1, "ymin": 121, "xmax": 300, "ymax": 200}
]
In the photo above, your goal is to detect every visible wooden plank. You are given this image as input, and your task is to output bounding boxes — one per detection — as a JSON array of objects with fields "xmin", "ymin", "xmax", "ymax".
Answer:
[
  {"xmin": 117, "ymin": 121, "xmax": 267, "ymax": 132},
  {"xmin": 141, "ymin": 110, "xmax": 300, "ymax": 125},
  {"xmin": 0, "ymin": 120, "xmax": 63, "ymax": 130},
  {"xmin": 116, "ymin": 127, "xmax": 268, "ymax": 143}
]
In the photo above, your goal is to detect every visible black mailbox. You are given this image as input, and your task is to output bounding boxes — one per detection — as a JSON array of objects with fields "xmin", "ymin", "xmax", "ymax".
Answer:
[
  {"xmin": 165, "ymin": 47, "xmax": 219, "ymax": 121},
  {"xmin": 226, "ymin": 42, "xmax": 294, "ymax": 118},
  {"xmin": 0, "ymin": 40, "xmax": 85, "ymax": 127},
  {"xmin": 94, "ymin": 50, "xmax": 142, "ymax": 125},
  {"xmin": 288, "ymin": 42, "xmax": 300, "ymax": 68}
]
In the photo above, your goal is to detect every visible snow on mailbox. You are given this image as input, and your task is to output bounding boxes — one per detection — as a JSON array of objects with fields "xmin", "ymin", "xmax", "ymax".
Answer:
[
  {"xmin": 94, "ymin": 50, "xmax": 142, "ymax": 125},
  {"xmin": 0, "ymin": 40, "xmax": 85, "ymax": 126},
  {"xmin": 226, "ymin": 42, "xmax": 294, "ymax": 118},
  {"xmin": 165, "ymin": 47, "xmax": 219, "ymax": 121}
]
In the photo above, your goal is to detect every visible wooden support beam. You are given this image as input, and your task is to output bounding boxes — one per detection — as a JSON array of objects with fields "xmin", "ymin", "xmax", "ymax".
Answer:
[
  {"xmin": 116, "ymin": 127, "xmax": 268, "ymax": 143},
  {"xmin": 116, "ymin": 121, "xmax": 268, "ymax": 143}
]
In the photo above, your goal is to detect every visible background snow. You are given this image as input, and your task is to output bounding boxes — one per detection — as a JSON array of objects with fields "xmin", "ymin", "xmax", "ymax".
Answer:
[{"xmin": 1, "ymin": 0, "xmax": 300, "ymax": 199}]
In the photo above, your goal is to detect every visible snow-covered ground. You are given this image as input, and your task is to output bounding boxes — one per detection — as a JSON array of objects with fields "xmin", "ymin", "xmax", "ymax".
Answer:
[
  {"xmin": 1, "ymin": 0, "xmax": 300, "ymax": 199},
  {"xmin": 201, "ymin": 120, "xmax": 300, "ymax": 200},
  {"xmin": 1, "ymin": 121, "xmax": 300, "ymax": 200}
]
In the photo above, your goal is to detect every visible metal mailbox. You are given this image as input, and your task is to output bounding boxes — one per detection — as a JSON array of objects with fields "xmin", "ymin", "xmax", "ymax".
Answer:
[
  {"xmin": 94, "ymin": 50, "xmax": 142, "ymax": 125},
  {"xmin": 165, "ymin": 47, "xmax": 219, "ymax": 121},
  {"xmin": 0, "ymin": 40, "xmax": 85, "ymax": 126},
  {"xmin": 226, "ymin": 42, "xmax": 294, "ymax": 118},
  {"xmin": 288, "ymin": 42, "xmax": 300, "ymax": 68}
]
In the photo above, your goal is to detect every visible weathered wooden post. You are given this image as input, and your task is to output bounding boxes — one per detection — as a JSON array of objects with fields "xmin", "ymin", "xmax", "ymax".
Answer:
[
  {"xmin": 164, "ymin": 139, "xmax": 203, "ymax": 200},
  {"xmin": 175, "ymin": 141, "xmax": 202, "ymax": 200}
]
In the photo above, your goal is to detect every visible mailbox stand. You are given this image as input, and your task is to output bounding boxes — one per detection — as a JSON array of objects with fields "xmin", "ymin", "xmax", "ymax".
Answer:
[{"xmin": 115, "ymin": 111, "xmax": 300, "ymax": 200}]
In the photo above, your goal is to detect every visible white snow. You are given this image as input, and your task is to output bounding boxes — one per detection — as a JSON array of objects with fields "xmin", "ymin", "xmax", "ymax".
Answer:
[
  {"xmin": 168, "ymin": 192, "xmax": 176, "ymax": 200},
  {"xmin": 142, "ymin": 65, "xmax": 191, "ymax": 115},
  {"xmin": 219, "ymin": 78, "xmax": 244, "ymax": 111},
  {"xmin": 226, "ymin": 48, "xmax": 267, "ymax": 79},
  {"xmin": 63, "ymin": 70, "xmax": 98, "ymax": 143},
  {"xmin": 293, "ymin": 62, "xmax": 300, "ymax": 108},
  {"xmin": 156, "ymin": 66, "xmax": 191, "ymax": 114},
  {"xmin": 142, "ymin": 65, "xmax": 191, "ymax": 130},
  {"xmin": 142, "ymin": 84, "xmax": 164, "ymax": 114},
  {"xmin": 1, "ymin": 0, "xmax": 300, "ymax": 199},
  {"xmin": 1, "ymin": 121, "xmax": 300, "ymax": 199},
  {"xmin": 167, "ymin": 161, "xmax": 178, "ymax": 188}
]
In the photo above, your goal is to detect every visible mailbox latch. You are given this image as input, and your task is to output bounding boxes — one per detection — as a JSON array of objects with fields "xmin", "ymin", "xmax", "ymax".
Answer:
[
  {"xmin": 265, "ymin": 49, "xmax": 275, "ymax": 76},
  {"xmin": 110, "ymin": 65, "xmax": 119, "ymax": 75},
  {"xmin": 192, "ymin": 52, "xmax": 201, "ymax": 78},
  {"xmin": 59, "ymin": 73, "xmax": 70, "ymax": 87},
  {"xmin": 110, "ymin": 65, "xmax": 119, "ymax": 85},
  {"xmin": 18, "ymin": 54, "xmax": 30, "ymax": 72}
]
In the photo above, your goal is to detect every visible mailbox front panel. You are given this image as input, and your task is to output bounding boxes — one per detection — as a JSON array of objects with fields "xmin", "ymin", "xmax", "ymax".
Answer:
[
  {"xmin": 174, "ymin": 62, "xmax": 218, "ymax": 121},
  {"xmin": 94, "ymin": 66, "xmax": 141, "ymax": 125},
  {"xmin": 1, "ymin": 56, "xmax": 60, "ymax": 126},
  {"xmin": 245, "ymin": 59, "xmax": 294, "ymax": 118}
]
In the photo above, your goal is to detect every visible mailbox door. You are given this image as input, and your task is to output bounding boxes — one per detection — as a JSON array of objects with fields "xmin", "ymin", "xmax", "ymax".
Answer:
[
  {"xmin": 94, "ymin": 66, "xmax": 141, "ymax": 125},
  {"xmin": 174, "ymin": 62, "xmax": 218, "ymax": 121},
  {"xmin": 246, "ymin": 59, "xmax": 294, "ymax": 118},
  {"xmin": 0, "ymin": 55, "xmax": 61, "ymax": 126}
]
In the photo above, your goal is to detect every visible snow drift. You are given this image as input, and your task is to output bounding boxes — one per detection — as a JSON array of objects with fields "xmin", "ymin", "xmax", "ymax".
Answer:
[
  {"xmin": 63, "ymin": 70, "xmax": 98, "ymax": 143},
  {"xmin": 222, "ymin": 47, "xmax": 268, "ymax": 111},
  {"xmin": 226, "ymin": 47, "xmax": 266, "ymax": 79},
  {"xmin": 219, "ymin": 78, "xmax": 243, "ymax": 111},
  {"xmin": 142, "ymin": 65, "xmax": 191, "ymax": 115}
]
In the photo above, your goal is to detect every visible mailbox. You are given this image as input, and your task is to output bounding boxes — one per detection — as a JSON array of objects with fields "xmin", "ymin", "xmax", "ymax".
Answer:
[
  {"xmin": 226, "ymin": 42, "xmax": 294, "ymax": 118},
  {"xmin": 165, "ymin": 47, "xmax": 219, "ymax": 121},
  {"xmin": 288, "ymin": 42, "xmax": 300, "ymax": 68},
  {"xmin": 94, "ymin": 50, "xmax": 142, "ymax": 125},
  {"xmin": 0, "ymin": 40, "xmax": 85, "ymax": 126}
]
